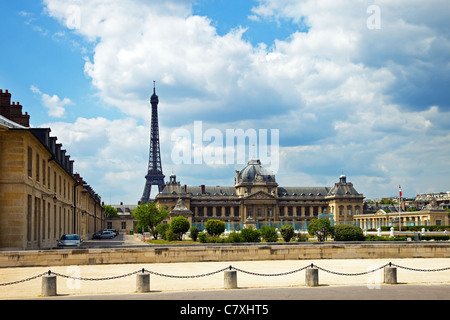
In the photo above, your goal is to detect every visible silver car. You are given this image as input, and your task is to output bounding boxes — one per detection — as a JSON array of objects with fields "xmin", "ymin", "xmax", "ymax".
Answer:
[
  {"xmin": 58, "ymin": 234, "xmax": 82, "ymax": 247},
  {"xmin": 101, "ymin": 231, "xmax": 115, "ymax": 239}
]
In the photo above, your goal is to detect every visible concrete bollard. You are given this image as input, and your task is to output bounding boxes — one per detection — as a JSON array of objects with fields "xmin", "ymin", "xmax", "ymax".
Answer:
[
  {"xmin": 136, "ymin": 273, "xmax": 150, "ymax": 292},
  {"xmin": 42, "ymin": 274, "xmax": 57, "ymax": 297},
  {"xmin": 224, "ymin": 270, "xmax": 237, "ymax": 289},
  {"xmin": 306, "ymin": 268, "xmax": 319, "ymax": 287},
  {"xmin": 384, "ymin": 266, "xmax": 397, "ymax": 284}
]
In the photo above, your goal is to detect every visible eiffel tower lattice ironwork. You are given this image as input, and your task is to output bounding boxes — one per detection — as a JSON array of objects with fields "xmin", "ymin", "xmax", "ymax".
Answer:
[{"xmin": 141, "ymin": 82, "xmax": 165, "ymax": 203}]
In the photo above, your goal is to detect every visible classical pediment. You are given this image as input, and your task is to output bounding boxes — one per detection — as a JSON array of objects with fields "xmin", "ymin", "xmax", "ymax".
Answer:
[{"xmin": 244, "ymin": 191, "xmax": 277, "ymax": 200}]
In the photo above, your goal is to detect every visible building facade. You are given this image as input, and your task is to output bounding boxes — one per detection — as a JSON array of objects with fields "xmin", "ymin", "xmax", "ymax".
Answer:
[
  {"xmin": 154, "ymin": 159, "xmax": 364, "ymax": 230},
  {"xmin": 0, "ymin": 89, "xmax": 103, "ymax": 250},
  {"xmin": 354, "ymin": 199, "xmax": 449, "ymax": 230}
]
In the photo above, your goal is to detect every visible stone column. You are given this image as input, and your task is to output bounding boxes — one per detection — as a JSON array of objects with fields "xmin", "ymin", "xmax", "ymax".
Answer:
[
  {"xmin": 224, "ymin": 270, "xmax": 237, "ymax": 289},
  {"xmin": 42, "ymin": 273, "xmax": 57, "ymax": 296},
  {"xmin": 305, "ymin": 267, "xmax": 319, "ymax": 287},
  {"xmin": 136, "ymin": 272, "xmax": 150, "ymax": 292},
  {"xmin": 384, "ymin": 266, "xmax": 397, "ymax": 284}
]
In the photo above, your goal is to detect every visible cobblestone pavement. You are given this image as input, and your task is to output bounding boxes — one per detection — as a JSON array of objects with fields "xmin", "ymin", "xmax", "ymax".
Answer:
[{"xmin": 1, "ymin": 258, "xmax": 449, "ymax": 300}]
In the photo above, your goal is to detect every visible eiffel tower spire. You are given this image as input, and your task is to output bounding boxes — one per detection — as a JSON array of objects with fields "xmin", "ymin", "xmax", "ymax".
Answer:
[{"xmin": 141, "ymin": 82, "xmax": 165, "ymax": 203}]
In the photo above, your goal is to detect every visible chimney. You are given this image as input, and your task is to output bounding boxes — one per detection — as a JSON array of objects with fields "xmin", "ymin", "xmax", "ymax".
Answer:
[
  {"xmin": 201, "ymin": 184, "xmax": 206, "ymax": 194},
  {"xmin": 0, "ymin": 89, "xmax": 12, "ymax": 119},
  {"xmin": 0, "ymin": 90, "xmax": 30, "ymax": 127}
]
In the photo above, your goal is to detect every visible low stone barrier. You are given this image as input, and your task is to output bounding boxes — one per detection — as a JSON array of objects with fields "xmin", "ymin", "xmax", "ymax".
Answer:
[
  {"xmin": 0, "ymin": 242, "xmax": 449, "ymax": 268},
  {"xmin": 2, "ymin": 262, "xmax": 448, "ymax": 297}
]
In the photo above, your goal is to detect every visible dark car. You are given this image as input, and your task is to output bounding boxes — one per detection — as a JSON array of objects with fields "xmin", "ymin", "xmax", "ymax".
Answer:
[{"xmin": 92, "ymin": 231, "xmax": 103, "ymax": 239}]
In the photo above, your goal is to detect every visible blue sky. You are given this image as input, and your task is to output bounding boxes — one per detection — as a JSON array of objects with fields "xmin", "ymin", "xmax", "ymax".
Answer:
[{"xmin": 1, "ymin": 0, "xmax": 449, "ymax": 204}]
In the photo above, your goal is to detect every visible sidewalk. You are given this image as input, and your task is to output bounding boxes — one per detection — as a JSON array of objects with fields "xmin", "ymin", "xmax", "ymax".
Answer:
[{"xmin": 1, "ymin": 258, "xmax": 449, "ymax": 299}]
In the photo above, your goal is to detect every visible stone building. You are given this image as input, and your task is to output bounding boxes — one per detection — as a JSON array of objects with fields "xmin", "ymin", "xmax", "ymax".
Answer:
[
  {"xmin": 154, "ymin": 159, "xmax": 364, "ymax": 230},
  {"xmin": 0, "ymin": 89, "xmax": 103, "ymax": 250},
  {"xmin": 354, "ymin": 198, "xmax": 449, "ymax": 230}
]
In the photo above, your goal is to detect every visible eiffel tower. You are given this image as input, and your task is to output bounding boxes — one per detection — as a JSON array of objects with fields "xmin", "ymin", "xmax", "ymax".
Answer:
[{"xmin": 140, "ymin": 82, "xmax": 165, "ymax": 203}]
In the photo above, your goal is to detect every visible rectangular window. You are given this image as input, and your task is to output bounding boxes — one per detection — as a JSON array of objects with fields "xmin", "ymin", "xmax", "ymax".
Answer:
[
  {"xmin": 53, "ymin": 204, "xmax": 57, "ymax": 239},
  {"xmin": 48, "ymin": 202, "xmax": 51, "ymax": 240},
  {"xmin": 42, "ymin": 160, "xmax": 46, "ymax": 186},
  {"xmin": 121, "ymin": 222, "xmax": 126, "ymax": 230},
  {"xmin": 36, "ymin": 154, "xmax": 40, "ymax": 182},
  {"xmin": 27, "ymin": 147, "xmax": 32, "ymax": 177},
  {"xmin": 27, "ymin": 195, "xmax": 32, "ymax": 241}
]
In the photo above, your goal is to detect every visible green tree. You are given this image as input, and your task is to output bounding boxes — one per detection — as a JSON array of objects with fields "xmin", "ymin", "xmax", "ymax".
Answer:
[
  {"xmin": 103, "ymin": 205, "xmax": 118, "ymax": 218},
  {"xmin": 307, "ymin": 219, "xmax": 333, "ymax": 242},
  {"xmin": 205, "ymin": 219, "xmax": 226, "ymax": 236},
  {"xmin": 132, "ymin": 202, "xmax": 169, "ymax": 239},
  {"xmin": 260, "ymin": 226, "xmax": 278, "ymax": 242},
  {"xmin": 170, "ymin": 216, "xmax": 190, "ymax": 240},
  {"xmin": 240, "ymin": 227, "xmax": 261, "ymax": 242},
  {"xmin": 155, "ymin": 223, "xmax": 170, "ymax": 239},
  {"xmin": 280, "ymin": 224, "xmax": 295, "ymax": 242},
  {"xmin": 333, "ymin": 224, "xmax": 365, "ymax": 241},
  {"xmin": 189, "ymin": 226, "xmax": 200, "ymax": 241}
]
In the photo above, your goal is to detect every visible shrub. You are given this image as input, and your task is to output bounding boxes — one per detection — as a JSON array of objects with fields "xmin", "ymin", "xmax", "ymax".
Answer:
[
  {"xmin": 197, "ymin": 233, "xmax": 223, "ymax": 243},
  {"xmin": 189, "ymin": 226, "xmax": 199, "ymax": 241},
  {"xmin": 260, "ymin": 226, "xmax": 278, "ymax": 242},
  {"xmin": 205, "ymin": 219, "xmax": 226, "ymax": 236},
  {"xmin": 421, "ymin": 235, "xmax": 450, "ymax": 241},
  {"xmin": 164, "ymin": 228, "xmax": 180, "ymax": 241},
  {"xmin": 296, "ymin": 233, "xmax": 308, "ymax": 242},
  {"xmin": 333, "ymin": 224, "xmax": 365, "ymax": 241},
  {"xmin": 240, "ymin": 227, "xmax": 261, "ymax": 242},
  {"xmin": 226, "ymin": 232, "xmax": 243, "ymax": 243},
  {"xmin": 198, "ymin": 232, "xmax": 207, "ymax": 243},
  {"xmin": 170, "ymin": 216, "xmax": 190, "ymax": 240},
  {"xmin": 280, "ymin": 225, "xmax": 295, "ymax": 242},
  {"xmin": 155, "ymin": 223, "xmax": 170, "ymax": 239}
]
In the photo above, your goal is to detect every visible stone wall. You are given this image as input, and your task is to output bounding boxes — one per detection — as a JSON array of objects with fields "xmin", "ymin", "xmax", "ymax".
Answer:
[{"xmin": 0, "ymin": 242, "xmax": 449, "ymax": 267}]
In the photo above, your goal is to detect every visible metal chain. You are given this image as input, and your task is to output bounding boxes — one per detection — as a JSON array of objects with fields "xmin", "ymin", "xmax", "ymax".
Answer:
[
  {"xmin": 143, "ymin": 267, "xmax": 230, "ymax": 278},
  {"xmin": 49, "ymin": 269, "xmax": 142, "ymax": 281},
  {"xmin": 390, "ymin": 263, "xmax": 450, "ymax": 272},
  {"xmin": 313, "ymin": 263, "xmax": 390, "ymax": 276},
  {"xmin": 231, "ymin": 265, "xmax": 311, "ymax": 277}
]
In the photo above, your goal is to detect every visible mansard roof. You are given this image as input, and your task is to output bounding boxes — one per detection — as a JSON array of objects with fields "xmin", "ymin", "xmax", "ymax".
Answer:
[{"xmin": 277, "ymin": 187, "xmax": 330, "ymax": 197}]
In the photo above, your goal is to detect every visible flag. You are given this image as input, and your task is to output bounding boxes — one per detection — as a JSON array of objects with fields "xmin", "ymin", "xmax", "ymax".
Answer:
[{"xmin": 399, "ymin": 185, "xmax": 402, "ymax": 198}]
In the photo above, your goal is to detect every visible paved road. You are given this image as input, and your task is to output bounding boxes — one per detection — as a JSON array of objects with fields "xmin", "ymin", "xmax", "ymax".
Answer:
[
  {"xmin": 81, "ymin": 233, "xmax": 149, "ymax": 248},
  {"xmin": 34, "ymin": 284, "xmax": 450, "ymax": 300}
]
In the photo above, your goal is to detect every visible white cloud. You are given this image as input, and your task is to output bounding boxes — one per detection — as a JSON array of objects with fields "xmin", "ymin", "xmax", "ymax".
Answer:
[
  {"xmin": 30, "ymin": 85, "xmax": 72, "ymax": 118},
  {"xmin": 40, "ymin": 0, "xmax": 450, "ymax": 202}
]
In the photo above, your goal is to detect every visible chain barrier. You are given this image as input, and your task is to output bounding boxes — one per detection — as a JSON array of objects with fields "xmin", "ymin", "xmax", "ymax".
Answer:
[
  {"xmin": 389, "ymin": 262, "xmax": 450, "ymax": 273},
  {"xmin": 0, "ymin": 271, "xmax": 48, "ymax": 286},
  {"xmin": 230, "ymin": 265, "xmax": 311, "ymax": 277},
  {"xmin": 313, "ymin": 263, "xmax": 391, "ymax": 276},
  {"xmin": 143, "ymin": 267, "xmax": 230, "ymax": 279},
  {"xmin": 1, "ymin": 262, "xmax": 449, "ymax": 286}
]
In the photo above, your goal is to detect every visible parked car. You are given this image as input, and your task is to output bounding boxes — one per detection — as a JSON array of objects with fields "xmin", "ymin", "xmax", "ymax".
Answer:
[
  {"xmin": 92, "ymin": 231, "xmax": 103, "ymax": 239},
  {"xmin": 104, "ymin": 229, "xmax": 119, "ymax": 237},
  {"xmin": 101, "ymin": 230, "xmax": 115, "ymax": 239},
  {"xmin": 58, "ymin": 234, "xmax": 82, "ymax": 247}
]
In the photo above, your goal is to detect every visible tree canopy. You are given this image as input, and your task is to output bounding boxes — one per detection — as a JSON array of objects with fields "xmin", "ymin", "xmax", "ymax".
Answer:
[
  {"xmin": 132, "ymin": 202, "xmax": 169, "ymax": 238},
  {"xmin": 307, "ymin": 218, "xmax": 333, "ymax": 242}
]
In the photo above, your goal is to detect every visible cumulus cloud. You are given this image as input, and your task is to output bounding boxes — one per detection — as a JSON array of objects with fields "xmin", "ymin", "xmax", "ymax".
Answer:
[
  {"xmin": 30, "ymin": 85, "xmax": 72, "ymax": 118},
  {"xmin": 40, "ymin": 0, "xmax": 450, "ymax": 202}
]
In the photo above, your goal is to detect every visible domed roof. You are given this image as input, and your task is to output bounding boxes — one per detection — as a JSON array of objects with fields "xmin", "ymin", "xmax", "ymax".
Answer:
[{"xmin": 237, "ymin": 159, "xmax": 276, "ymax": 183}]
